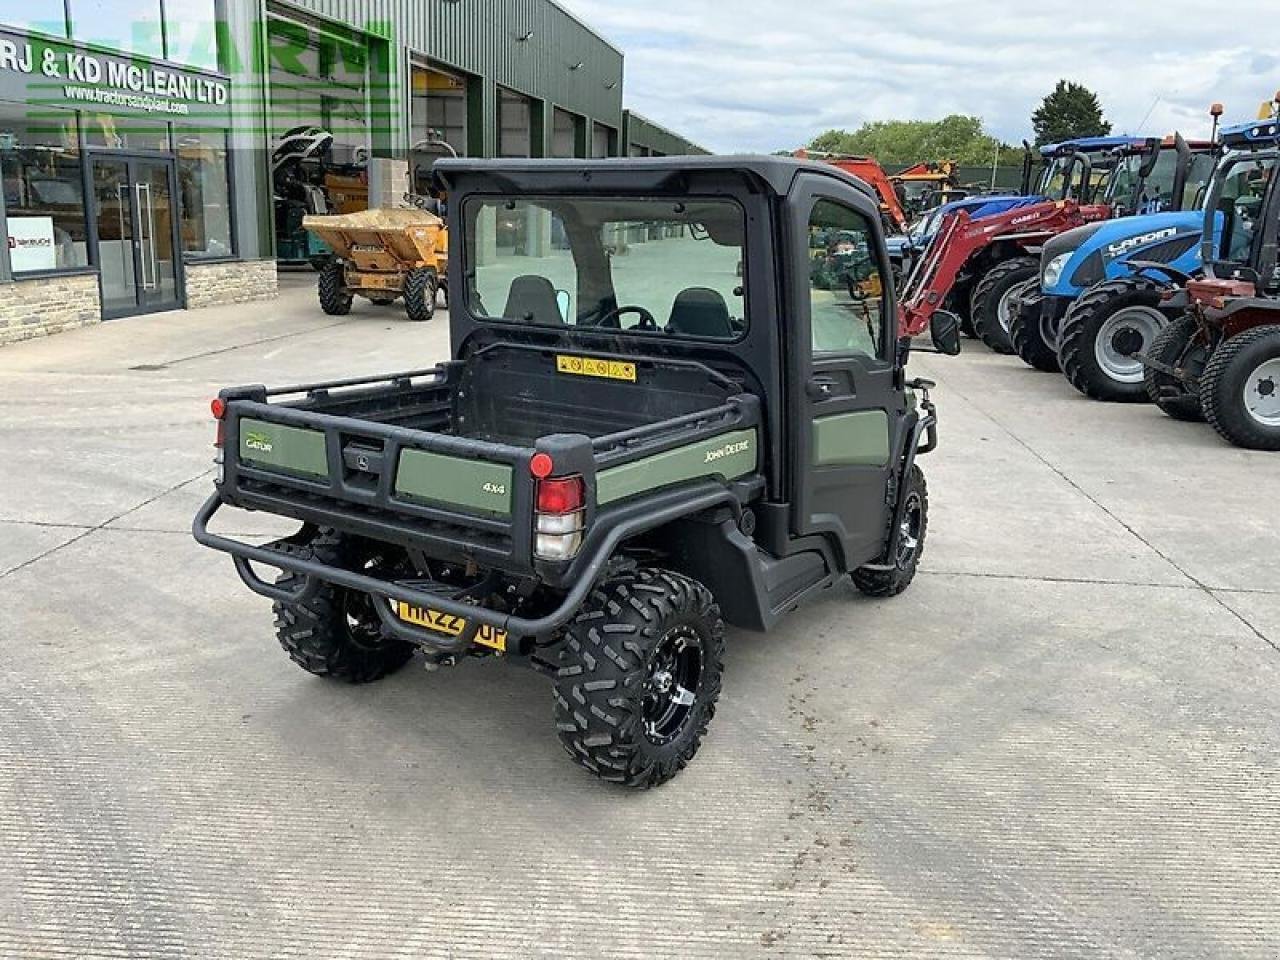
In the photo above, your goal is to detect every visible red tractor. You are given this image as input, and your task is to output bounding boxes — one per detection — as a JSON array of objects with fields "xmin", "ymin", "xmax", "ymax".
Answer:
[
  {"xmin": 899, "ymin": 137, "xmax": 1163, "ymax": 351},
  {"xmin": 1142, "ymin": 119, "xmax": 1280, "ymax": 449}
]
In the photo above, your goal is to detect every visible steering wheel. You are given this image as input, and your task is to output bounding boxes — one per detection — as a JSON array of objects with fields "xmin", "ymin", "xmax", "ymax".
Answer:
[{"xmin": 598, "ymin": 305, "xmax": 659, "ymax": 331}]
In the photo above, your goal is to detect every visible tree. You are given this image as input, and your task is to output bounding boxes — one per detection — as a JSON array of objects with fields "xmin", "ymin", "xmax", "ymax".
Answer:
[
  {"xmin": 1031, "ymin": 81, "xmax": 1112, "ymax": 147},
  {"xmin": 805, "ymin": 115, "xmax": 1018, "ymax": 168}
]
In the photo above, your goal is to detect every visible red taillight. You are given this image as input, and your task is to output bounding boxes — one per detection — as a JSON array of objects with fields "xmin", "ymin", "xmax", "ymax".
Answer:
[
  {"xmin": 529, "ymin": 452, "xmax": 554, "ymax": 479},
  {"xmin": 211, "ymin": 398, "xmax": 226, "ymax": 449},
  {"xmin": 536, "ymin": 476, "xmax": 584, "ymax": 514}
]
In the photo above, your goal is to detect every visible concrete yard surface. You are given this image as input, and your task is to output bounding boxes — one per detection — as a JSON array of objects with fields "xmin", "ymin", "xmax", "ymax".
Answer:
[{"xmin": 1, "ymin": 274, "xmax": 1278, "ymax": 958}]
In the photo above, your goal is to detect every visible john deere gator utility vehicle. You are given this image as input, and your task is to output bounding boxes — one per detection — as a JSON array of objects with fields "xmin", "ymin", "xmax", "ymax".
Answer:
[
  {"xmin": 1010, "ymin": 131, "xmax": 1220, "ymax": 384},
  {"xmin": 192, "ymin": 156, "xmax": 961, "ymax": 789},
  {"xmin": 1142, "ymin": 118, "xmax": 1280, "ymax": 447},
  {"xmin": 899, "ymin": 136, "xmax": 1153, "ymax": 352}
]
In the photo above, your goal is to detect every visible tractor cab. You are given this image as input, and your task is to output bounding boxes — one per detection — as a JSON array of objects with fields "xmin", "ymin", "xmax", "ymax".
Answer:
[{"xmin": 1198, "ymin": 119, "xmax": 1280, "ymax": 292}]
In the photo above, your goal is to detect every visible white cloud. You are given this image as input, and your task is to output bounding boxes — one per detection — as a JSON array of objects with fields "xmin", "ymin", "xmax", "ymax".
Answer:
[{"xmin": 558, "ymin": 0, "xmax": 1279, "ymax": 153}]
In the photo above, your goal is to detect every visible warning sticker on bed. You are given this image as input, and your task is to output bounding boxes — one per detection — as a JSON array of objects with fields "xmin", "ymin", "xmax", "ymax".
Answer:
[{"xmin": 556, "ymin": 355, "xmax": 637, "ymax": 382}]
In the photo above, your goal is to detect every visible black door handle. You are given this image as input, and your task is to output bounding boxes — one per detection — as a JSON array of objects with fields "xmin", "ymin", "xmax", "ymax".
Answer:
[{"xmin": 807, "ymin": 376, "xmax": 839, "ymax": 399}]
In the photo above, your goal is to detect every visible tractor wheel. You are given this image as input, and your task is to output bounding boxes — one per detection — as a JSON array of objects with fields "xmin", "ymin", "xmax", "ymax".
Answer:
[
  {"xmin": 946, "ymin": 281, "xmax": 976, "ymax": 337},
  {"xmin": 318, "ymin": 260, "xmax": 353, "ymax": 316},
  {"xmin": 554, "ymin": 568, "xmax": 724, "ymax": 789},
  {"xmin": 971, "ymin": 258, "xmax": 1039, "ymax": 354},
  {"xmin": 404, "ymin": 268, "xmax": 438, "ymax": 323},
  {"xmin": 852, "ymin": 465, "xmax": 928, "ymax": 598},
  {"xmin": 272, "ymin": 530, "xmax": 415, "ymax": 684},
  {"xmin": 1143, "ymin": 313, "xmax": 1207, "ymax": 422},
  {"xmin": 1199, "ymin": 324, "xmax": 1280, "ymax": 451},
  {"xmin": 1008, "ymin": 283, "xmax": 1060, "ymax": 372},
  {"xmin": 1059, "ymin": 276, "xmax": 1171, "ymax": 402}
]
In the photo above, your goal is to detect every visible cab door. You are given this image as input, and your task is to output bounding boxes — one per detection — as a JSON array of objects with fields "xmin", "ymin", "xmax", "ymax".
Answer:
[{"xmin": 789, "ymin": 180, "xmax": 903, "ymax": 569}]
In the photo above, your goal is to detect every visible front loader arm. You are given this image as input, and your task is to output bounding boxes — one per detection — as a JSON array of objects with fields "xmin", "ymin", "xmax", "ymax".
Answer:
[{"xmin": 898, "ymin": 209, "xmax": 975, "ymax": 338}]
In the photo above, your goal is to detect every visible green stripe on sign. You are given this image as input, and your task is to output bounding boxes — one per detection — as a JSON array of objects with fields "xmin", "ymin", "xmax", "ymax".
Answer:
[
  {"xmin": 239, "ymin": 419, "xmax": 329, "ymax": 479},
  {"xmin": 597, "ymin": 429, "xmax": 758, "ymax": 506},
  {"xmin": 813, "ymin": 410, "xmax": 890, "ymax": 467},
  {"xmin": 396, "ymin": 449, "xmax": 513, "ymax": 517}
]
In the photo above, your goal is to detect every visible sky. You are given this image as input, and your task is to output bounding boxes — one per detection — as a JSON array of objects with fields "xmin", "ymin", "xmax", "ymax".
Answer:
[{"xmin": 557, "ymin": 0, "xmax": 1280, "ymax": 154}]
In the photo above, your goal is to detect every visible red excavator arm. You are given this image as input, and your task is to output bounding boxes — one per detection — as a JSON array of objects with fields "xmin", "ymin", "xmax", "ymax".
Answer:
[{"xmin": 897, "ymin": 200, "xmax": 1109, "ymax": 337}]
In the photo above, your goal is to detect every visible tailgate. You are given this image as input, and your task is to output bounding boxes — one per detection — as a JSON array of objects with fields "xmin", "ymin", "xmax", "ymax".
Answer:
[{"xmin": 222, "ymin": 401, "xmax": 535, "ymax": 573}]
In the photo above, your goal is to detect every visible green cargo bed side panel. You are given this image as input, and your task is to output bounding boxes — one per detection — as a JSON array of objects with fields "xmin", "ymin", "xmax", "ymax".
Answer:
[
  {"xmin": 396, "ymin": 449, "xmax": 513, "ymax": 517},
  {"xmin": 597, "ymin": 429, "xmax": 758, "ymax": 506},
  {"xmin": 239, "ymin": 419, "xmax": 329, "ymax": 478},
  {"xmin": 813, "ymin": 410, "xmax": 890, "ymax": 467}
]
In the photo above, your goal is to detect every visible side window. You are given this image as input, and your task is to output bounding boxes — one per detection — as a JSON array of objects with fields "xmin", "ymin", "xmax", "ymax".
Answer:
[{"xmin": 808, "ymin": 199, "xmax": 887, "ymax": 359}]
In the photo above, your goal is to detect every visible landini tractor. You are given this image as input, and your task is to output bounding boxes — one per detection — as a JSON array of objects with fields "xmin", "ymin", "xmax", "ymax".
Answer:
[
  {"xmin": 193, "ymin": 156, "xmax": 961, "ymax": 789},
  {"xmin": 1010, "ymin": 129, "xmax": 1221, "ymax": 389},
  {"xmin": 899, "ymin": 136, "xmax": 1156, "ymax": 351},
  {"xmin": 1143, "ymin": 117, "xmax": 1280, "ymax": 449}
]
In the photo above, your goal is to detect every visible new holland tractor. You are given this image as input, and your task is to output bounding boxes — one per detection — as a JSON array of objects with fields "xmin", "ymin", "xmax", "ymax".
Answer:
[
  {"xmin": 1142, "ymin": 117, "xmax": 1280, "ymax": 448},
  {"xmin": 899, "ymin": 136, "xmax": 1162, "ymax": 352},
  {"xmin": 1009, "ymin": 131, "xmax": 1221, "ymax": 388}
]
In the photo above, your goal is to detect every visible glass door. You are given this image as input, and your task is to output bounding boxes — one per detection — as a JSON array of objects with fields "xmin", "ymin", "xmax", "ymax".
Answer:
[{"xmin": 90, "ymin": 155, "xmax": 181, "ymax": 317}]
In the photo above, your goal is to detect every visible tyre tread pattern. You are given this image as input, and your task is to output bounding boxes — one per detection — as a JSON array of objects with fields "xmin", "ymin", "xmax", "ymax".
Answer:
[
  {"xmin": 554, "ymin": 569, "xmax": 724, "ymax": 789},
  {"xmin": 1143, "ymin": 313, "xmax": 1205, "ymax": 422},
  {"xmin": 1199, "ymin": 323, "xmax": 1280, "ymax": 450},
  {"xmin": 852, "ymin": 466, "xmax": 929, "ymax": 598},
  {"xmin": 318, "ymin": 261, "xmax": 353, "ymax": 316},
  {"xmin": 1009, "ymin": 287, "xmax": 1060, "ymax": 372},
  {"xmin": 971, "ymin": 257, "xmax": 1038, "ymax": 354},
  {"xmin": 404, "ymin": 269, "xmax": 437, "ymax": 323}
]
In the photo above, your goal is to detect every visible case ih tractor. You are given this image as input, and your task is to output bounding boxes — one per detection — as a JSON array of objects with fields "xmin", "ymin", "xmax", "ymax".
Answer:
[
  {"xmin": 1010, "ymin": 132, "xmax": 1221, "ymax": 385},
  {"xmin": 1143, "ymin": 118, "xmax": 1280, "ymax": 448},
  {"xmin": 899, "ymin": 136, "xmax": 1155, "ymax": 352}
]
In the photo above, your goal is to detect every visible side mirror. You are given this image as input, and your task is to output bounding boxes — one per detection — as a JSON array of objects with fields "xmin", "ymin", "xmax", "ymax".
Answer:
[
  {"xmin": 556, "ymin": 289, "xmax": 572, "ymax": 324},
  {"xmin": 930, "ymin": 310, "xmax": 963, "ymax": 356}
]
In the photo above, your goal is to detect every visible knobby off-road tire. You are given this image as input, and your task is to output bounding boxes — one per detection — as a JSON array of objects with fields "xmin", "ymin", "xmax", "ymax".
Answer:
[
  {"xmin": 971, "ymin": 258, "xmax": 1038, "ymax": 355},
  {"xmin": 318, "ymin": 260, "xmax": 353, "ymax": 316},
  {"xmin": 404, "ymin": 268, "xmax": 438, "ymax": 323},
  {"xmin": 1199, "ymin": 324, "xmax": 1280, "ymax": 451},
  {"xmin": 853, "ymin": 465, "xmax": 929, "ymax": 598},
  {"xmin": 1143, "ymin": 313, "xmax": 1206, "ymax": 422},
  {"xmin": 554, "ymin": 569, "xmax": 725, "ymax": 789},
  {"xmin": 1009, "ymin": 284, "xmax": 1060, "ymax": 373},
  {"xmin": 1059, "ymin": 276, "xmax": 1170, "ymax": 403},
  {"xmin": 272, "ymin": 530, "xmax": 415, "ymax": 684}
]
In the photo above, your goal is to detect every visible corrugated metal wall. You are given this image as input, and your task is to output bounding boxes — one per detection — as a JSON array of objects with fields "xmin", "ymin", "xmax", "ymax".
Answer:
[
  {"xmin": 623, "ymin": 111, "xmax": 709, "ymax": 157},
  {"xmin": 277, "ymin": 0, "xmax": 626, "ymax": 155}
]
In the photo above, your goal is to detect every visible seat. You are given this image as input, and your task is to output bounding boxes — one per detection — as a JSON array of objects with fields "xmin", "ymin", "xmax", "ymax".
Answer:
[
  {"xmin": 502, "ymin": 275, "xmax": 562, "ymax": 325},
  {"xmin": 667, "ymin": 287, "xmax": 733, "ymax": 338}
]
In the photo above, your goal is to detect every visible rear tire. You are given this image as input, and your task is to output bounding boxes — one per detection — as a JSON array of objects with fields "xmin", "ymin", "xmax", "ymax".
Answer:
[
  {"xmin": 404, "ymin": 268, "xmax": 438, "ymax": 323},
  {"xmin": 272, "ymin": 530, "xmax": 415, "ymax": 684},
  {"xmin": 554, "ymin": 569, "xmax": 724, "ymax": 789},
  {"xmin": 318, "ymin": 260, "xmax": 353, "ymax": 316},
  {"xmin": 1060, "ymin": 276, "xmax": 1170, "ymax": 402},
  {"xmin": 1009, "ymin": 283, "xmax": 1060, "ymax": 372},
  {"xmin": 1199, "ymin": 324, "xmax": 1280, "ymax": 451},
  {"xmin": 853, "ymin": 465, "xmax": 928, "ymax": 598},
  {"xmin": 971, "ymin": 257, "xmax": 1038, "ymax": 354},
  {"xmin": 1143, "ymin": 313, "xmax": 1207, "ymax": 422}
]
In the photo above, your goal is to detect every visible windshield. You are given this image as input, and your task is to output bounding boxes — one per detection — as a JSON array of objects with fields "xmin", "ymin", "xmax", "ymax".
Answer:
[
  {"xmin": 1038, "ymin": 153, "xmax": 1116, "ymax": 201},
  {"xmin": 1209, "ymin": 152, "xmax": 1279, "ymax": 266},
  {"xmin": 465, "ymin": 197, "xmax": 747, "ymax": 340}
]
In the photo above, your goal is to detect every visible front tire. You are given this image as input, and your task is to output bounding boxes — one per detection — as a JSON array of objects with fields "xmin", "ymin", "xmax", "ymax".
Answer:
[
  {"xmin": 1009, "ymin": 284, "xmax": 1061, "ymax": 372},
  {"xmin": 1199, "ymin": 325, "xmax": 1280, "ymax": 451},
  {"xmin": 318, "ymin": 260, "xmax": 353, "ymax": 316},
  {"xmin": 853, "ymin": 465, "xmax": 928, "ymax": 598},
  {"xmin": 1060, "ymin": 276, "xmax": 1170, "ymax": 402},
  {"xmin": 272, "ymin": 530, "xmax": 415, "ymax": 683},
  {"xmin": 404, "ymin": 268, "xmax": 438, "ymax": 323},
  {"xmin": 554, "ymin": 569, "xmax": 725, "ymax": 789},
  {"xmin": 1143, "ymin": 313, "xmax": 1207, "ymax": 422},
  {"xmin": 971, "ymin": 257, "xmax": 1038, "ymax": 354}
]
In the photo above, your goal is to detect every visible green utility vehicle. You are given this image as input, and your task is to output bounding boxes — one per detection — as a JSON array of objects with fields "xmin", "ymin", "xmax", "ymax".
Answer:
[{"xmin": 193, "ymin": 157, "xmax": 960, "ymax": 788}]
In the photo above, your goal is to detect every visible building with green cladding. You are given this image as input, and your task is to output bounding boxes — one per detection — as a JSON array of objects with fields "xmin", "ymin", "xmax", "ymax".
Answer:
[{"xmin": 0, "ymin": 0, "xmax": 706, "ymax": 345}]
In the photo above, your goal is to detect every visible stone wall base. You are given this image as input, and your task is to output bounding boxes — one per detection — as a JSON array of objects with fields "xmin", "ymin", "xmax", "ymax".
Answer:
[
  {"xmin": 184, "ymin": 258, "xmax": 278, "ymax": 310},
  {"xmin": 0, "ymin": 274, "xmax": 101, "ymax": 347}
]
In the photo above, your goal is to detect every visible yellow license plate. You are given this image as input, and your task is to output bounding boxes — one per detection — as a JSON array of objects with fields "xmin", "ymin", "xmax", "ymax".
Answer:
[
  {"xmin": 556, "ymin": 355, "xmax": 636, "ymax": 382},
  {"xmin": 395, "ymin": 601, "xmax": 508, "ymax": 652}
]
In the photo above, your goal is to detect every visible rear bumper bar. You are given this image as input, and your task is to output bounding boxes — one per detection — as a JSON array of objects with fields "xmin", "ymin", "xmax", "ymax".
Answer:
[{"xmin": 193, "ymin": 484, "xmax": 740, "ymax": 651}]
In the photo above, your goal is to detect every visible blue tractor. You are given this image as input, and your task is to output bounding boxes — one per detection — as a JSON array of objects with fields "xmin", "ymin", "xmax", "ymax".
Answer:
[{"xmin": 1013, "ymin": 131, "xmax": 1228, "ymax": 399}]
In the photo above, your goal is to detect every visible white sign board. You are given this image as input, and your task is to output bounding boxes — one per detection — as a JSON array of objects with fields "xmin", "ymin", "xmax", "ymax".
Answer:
[{"xmin": 7, "ymin": 216, "xmax": 58, "ymax": 272}]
